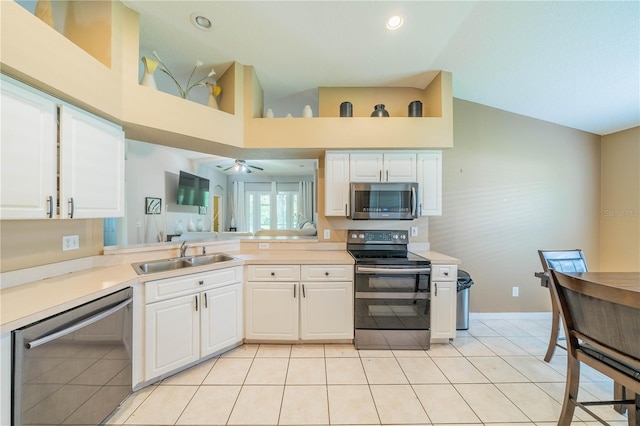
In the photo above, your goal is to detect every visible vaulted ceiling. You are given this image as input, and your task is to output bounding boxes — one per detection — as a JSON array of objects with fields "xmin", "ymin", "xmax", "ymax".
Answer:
[{"xmin": 125, "ymin": 1, "xmax": 639, "ymax": 137}]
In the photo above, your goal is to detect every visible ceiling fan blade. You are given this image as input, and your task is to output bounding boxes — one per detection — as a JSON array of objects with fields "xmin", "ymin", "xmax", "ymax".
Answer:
[
  {"xmin": 221, "ymin": 165, "xmax": 234, "ymax": 171},
  {"xmin": 248, "ymin": 164, "xmax": 264, "ymax": 171}
]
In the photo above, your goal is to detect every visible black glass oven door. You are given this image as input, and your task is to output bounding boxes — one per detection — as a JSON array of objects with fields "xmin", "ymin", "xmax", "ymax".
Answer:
[
  {"xmin": 355, "ymin": 266, "xmax": 430, "ymax": 294},
  {"xmin": 355, "ymin": 295, "xmax": 430, "ymax": 330}
]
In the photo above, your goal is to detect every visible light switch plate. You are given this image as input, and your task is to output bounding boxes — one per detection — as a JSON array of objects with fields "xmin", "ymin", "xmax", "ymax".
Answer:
[
  {"xmin": 411, "ymin": 226, "xmax": 418, "ymax": 237},
  {"xmin": 258, "ymin": 242, "xmax": 269, "ymax": 249},
  {"xmin": 323, "ymin": 229, "xmax": 330, "ymax": 239}
]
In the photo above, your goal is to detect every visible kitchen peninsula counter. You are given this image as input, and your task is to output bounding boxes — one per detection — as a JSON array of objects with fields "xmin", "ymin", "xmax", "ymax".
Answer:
[{"xmin": 1, "ymin": 243, "xmax": 457, "ymax": 333}]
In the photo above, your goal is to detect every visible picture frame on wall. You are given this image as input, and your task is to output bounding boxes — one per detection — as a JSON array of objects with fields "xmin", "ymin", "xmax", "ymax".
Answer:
[{"xmin": 145, "ymin": 197, "xmax": 162, "ymax": 215}]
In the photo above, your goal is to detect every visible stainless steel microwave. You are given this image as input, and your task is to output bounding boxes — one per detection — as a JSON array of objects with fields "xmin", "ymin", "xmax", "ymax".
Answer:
[{"xmin": 350, "ymin": 182, "xmax": 418, "ymax": 220}]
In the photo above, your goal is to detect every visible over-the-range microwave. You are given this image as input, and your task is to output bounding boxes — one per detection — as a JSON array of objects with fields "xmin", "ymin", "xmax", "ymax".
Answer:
[{"xmin": 350, "ymin": 182, "xmax": 418, "ymax": 220}]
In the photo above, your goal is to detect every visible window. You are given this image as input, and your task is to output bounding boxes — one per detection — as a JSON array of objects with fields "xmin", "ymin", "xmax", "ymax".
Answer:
[{"xmin": 244, "ymin": 182, "xmax": 304, "ymax": 233}]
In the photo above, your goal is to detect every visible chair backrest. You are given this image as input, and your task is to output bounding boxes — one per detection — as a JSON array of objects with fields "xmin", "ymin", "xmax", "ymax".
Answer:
[
  {"xmin": 538, "ymin": 249, "xmax": 588, "ymax": 273},
  {"xmin": 549, "ymin": 271, "xmax": 640, "ymax": 380}
]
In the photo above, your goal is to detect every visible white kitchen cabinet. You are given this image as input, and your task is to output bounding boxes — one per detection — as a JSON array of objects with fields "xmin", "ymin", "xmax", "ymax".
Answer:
[
  {"xmin": 0, "ymin": 75, "xmax": 125, "ymax": 220},
  {"xmin": 417, "ymin": 151, "xmax": 442, "ymax": 216},
  {"xmin": 1, "ymin": 333, "xmax": 11, "ymax": 426},
  {"xmin": 350, "ymin": 151, "xmax": 417, "ymax": 182},
  {"xmin": 245, "ymin": 264, "xmax": 353, "ymax": 342},
  {"xmin": 201, "ymin": 283, "xmax": 243, "ymax": 356},
  {"xmin": 245, "ymin": 281, "xmax": 299, "ymax": 340},
  {"xmin": 145, "ymin": 294, "xmax": 200, "ymax": 379},
  {"xmin": 59, "ymin": 105, "xmax": 125, "ymax": 218},
  {"xmin": 430, "ymin": 264, "xmax": 457, "ymax": 341},
  {"xmin": 143, "ymin": 267, "xmax": 243, "ymax": 381},
  {"xmin": 324, "ymin": 151, "xmax": 350, "ymax": 217},
  {"xmin": 0, "ymin": 76, "xmax": 57, "ymax": 219}
]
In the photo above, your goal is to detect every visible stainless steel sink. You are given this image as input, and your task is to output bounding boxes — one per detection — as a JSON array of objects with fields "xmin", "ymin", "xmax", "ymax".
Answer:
[
  {"xmin": 132, "ymin": 253, "xmax": 237, "ymax": 275},
  {"xmin": 185, "ymin": 253, "xmax": 236, "ymax": 267}
]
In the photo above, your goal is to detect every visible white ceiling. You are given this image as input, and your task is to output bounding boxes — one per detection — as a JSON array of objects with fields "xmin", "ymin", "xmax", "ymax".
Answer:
[{"xmin": 125, "ymin": 1, "xmax": 639, "ymax": 137}]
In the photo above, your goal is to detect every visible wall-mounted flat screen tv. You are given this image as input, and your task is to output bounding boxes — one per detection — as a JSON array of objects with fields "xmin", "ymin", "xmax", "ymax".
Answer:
[{"xmin": 177, "ymin": 171, "xmax": 210, "ymax": 207}]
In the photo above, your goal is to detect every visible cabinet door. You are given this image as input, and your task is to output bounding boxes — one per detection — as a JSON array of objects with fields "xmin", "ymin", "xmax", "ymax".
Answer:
[
  {"xmin": 0, "ymin": 77, "xmax": 57, "ymax": 219},
  {"xmin": 384, "ymin": 153, "xmax": 417, "ymax": 182},
  {"xmin": 300, "ymin": 281, "xmax": 354, "ymax": 340},
  {"xmin": 245, "ymin": 282, "xmax": 298, "ymax": 341},
  {"xmin": 59, "ymin": 105, "xmax": 125, "ymax": 218},
  {"xmin": 201, "ymin": 283, "xmax": 243, "ymax": 357},
  {"xmin": 430, "ymin": 281, "xmax": 456, "ymax": 340},
  {"xmin": 145, "ymin": 295, "xmax": 199, "ymax": 380},
  {"xmin": 324, "ymin": 152, "xmax": 350, "ymax": 216},
  {"xmin": 417, "ymin": 151, "xmax": 442, "ymax": 216},
  {"xmin": 349, "ymin": 152, "xmax": 383, "ymax": 182}
]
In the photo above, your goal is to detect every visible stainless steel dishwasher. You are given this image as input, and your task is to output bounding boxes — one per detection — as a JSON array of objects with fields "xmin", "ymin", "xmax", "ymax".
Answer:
[{"xmin": 12, "ymin": 287, "xmax": 132, "ymax": 425}]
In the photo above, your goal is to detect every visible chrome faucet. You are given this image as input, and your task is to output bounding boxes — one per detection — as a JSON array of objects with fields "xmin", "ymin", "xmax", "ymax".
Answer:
[{"xmin": 180, "ymin": 241, "xmax": 189, "ymax": 257}]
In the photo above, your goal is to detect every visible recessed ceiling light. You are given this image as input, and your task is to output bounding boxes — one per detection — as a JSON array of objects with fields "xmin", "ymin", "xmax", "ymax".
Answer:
[
  {"xmin": 190, "ymin": 13, "xmax": 212, "ymax": 31},
  {"xmin": 386, "ymin": 15, "xmax": 404, "ymax": 30}
]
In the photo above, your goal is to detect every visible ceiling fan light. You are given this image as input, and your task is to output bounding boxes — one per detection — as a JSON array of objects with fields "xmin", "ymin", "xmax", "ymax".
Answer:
[{"xmin": 386, "ymin": 15, "xmax": 404, "ymax": 30}]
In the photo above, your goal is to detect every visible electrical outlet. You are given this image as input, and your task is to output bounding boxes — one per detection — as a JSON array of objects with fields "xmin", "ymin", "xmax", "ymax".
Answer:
[
  {"xmin": 512, "ymin": 286, "xmax": 519, "ymax": 297},
  {"xmin": 323, "ymin": 229, "xmax": 330, "ymax": 239},
  {"xmin": 410, "ymin": 226, "xmax": 418, "ymax": 237},
  {"xmin": 62, "ymin": 235, "xmax": 79, "ymax": 251},
  {"xmin": 258, "ymin": 242, "xmax": 269, "ymax": 249}
]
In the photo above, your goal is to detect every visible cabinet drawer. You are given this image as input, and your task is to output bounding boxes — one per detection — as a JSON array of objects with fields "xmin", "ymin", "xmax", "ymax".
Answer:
[
  {"xmin": 246, "ymin": 265, "xmax": 300, "ymax": 281},
  {"xmin": 431, "ymin": 265, "xmax": 457, "ymax": 282},
  {"xmin": 301, "ymin": 265, "xmax": 353, "ymax": 281},
  {"xmin": 145, "ymin": 267, "xmax": 242, "ymax": 303}
]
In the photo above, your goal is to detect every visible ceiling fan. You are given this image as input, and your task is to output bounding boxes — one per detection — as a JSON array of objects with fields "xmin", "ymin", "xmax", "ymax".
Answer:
[{"xmin": 217, "ymin": 159, "xmax": 264, "ymax": 173}]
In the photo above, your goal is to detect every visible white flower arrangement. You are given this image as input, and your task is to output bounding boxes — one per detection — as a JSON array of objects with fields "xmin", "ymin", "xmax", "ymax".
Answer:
[{"xmin": 148, "ymin": 50, "xmax": 216, "ymax": 99}]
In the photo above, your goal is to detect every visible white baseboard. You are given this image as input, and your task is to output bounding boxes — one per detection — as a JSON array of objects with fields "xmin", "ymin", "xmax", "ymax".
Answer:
[{"xmin": 469, "ymin": 312, "xmax": 551, "ymax": 320}]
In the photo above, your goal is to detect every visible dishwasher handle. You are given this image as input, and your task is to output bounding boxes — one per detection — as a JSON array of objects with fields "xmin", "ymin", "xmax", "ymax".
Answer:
[{"xmin": 25, "ymin": 297, "xmax": 132, "ymax": 349}]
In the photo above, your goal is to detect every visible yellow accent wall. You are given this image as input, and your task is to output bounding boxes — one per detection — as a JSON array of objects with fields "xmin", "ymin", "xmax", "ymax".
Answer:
[{"xmin": 600, "ymin": 126, "xmax": 640, "ymax": 271}]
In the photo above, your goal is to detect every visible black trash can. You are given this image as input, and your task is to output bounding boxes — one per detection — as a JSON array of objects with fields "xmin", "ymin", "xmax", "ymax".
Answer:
[{"xmin": 456, "ymin": 270, "xmax": 474, "ymax": 330}]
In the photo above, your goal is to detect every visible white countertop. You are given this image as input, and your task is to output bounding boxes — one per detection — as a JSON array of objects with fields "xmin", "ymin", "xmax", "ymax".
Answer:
[{"xmin": 0, "ymin": 247, "xmax": 458, "ymax": 334}]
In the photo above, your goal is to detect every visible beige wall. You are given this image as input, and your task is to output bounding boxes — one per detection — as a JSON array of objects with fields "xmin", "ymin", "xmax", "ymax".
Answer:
[
  {"xmin": 429, "ymin": 99, "xmax": 602, "ymax": 313},
  {"xmin": 600, "ymin": 126, "xmax": 640, "ymax": 271},
  {"xmin": 0, "ymin": 219, "xmax": 103, "ymax": 272}
]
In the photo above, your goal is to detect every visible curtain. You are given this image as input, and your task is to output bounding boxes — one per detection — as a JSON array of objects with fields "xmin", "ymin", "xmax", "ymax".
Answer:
[
  {"xmin": 232, "ymin": 181, "xmax": 245, "ymax": 231},
  {"xmin": 299, "ymin": 181, "xmax": 314, "ymax": 222}
]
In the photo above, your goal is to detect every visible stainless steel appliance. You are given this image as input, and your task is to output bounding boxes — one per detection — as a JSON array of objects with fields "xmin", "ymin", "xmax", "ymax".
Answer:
[
  {"xmin": 348, "ymin": 230, "xmax": 432, "ymax": 350},
  {"xmin": 350, "ymin": 182, "xmax": 418, "ymax": 220},
  {"xmin": 12, "ymin": 287, "xmax": 132, "ymax": 425}
]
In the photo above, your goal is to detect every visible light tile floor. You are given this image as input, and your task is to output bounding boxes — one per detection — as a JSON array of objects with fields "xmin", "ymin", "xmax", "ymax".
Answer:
[{"xmin": 104, "ymin": 316, "xmax": 631, "ymax": 425}]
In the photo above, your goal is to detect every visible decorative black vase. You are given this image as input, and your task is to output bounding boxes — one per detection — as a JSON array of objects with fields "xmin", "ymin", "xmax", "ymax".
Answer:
[
  {"xmin": 371, "ymin": 104, "xmax": 389, "ymax": 117},
  {"xmin": 340, "ymin": 101, "xmax": 353, "ymax": 117},
  {"xmin": 408, "ymin": 100, "xmax": 423, "ymax": 117}
]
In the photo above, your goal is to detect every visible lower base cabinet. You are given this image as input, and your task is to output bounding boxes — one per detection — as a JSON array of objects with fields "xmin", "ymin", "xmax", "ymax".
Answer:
[
  {"xmin": 143, "ymin": 267, "xmax": 243, "ymax": 381},
  {"xmin": 244, "ymin": 264, "xmax": 353, "ymax": 342},
  {"xmin": 430, "ymin": 265, "xmax": 458, "ymax": 341}
]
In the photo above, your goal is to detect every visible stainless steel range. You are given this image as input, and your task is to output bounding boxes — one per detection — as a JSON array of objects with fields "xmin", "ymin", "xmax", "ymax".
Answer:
[{"xmin": 348, "ymin": 230, "xmax": 432, "ymax": 350}]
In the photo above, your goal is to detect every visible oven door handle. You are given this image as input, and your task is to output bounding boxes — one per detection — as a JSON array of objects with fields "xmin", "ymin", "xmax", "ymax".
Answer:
[
  {"xmin": 355, "ymin": 292, "xmax": 428, "ymax": 299},
  {"xmin": 25, "ymin": 297, "xmax": 132, "ymax": 349},
  {"xmin": 356, "ymin": 266, "xmax": 431, "ymax": 274}
]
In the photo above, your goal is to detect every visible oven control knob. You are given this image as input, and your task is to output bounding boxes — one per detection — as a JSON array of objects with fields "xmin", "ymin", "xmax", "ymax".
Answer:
[
  {"xmin": 359, "ymin": 233, "xmax": 365, "ymax": 239},
  {"xmin": 400, "ymin": 234, "xmax": 406, "ymax": 240},
  {"xmin": 351, "ymin": 233, "xmax": 358, "ymax": 239}
]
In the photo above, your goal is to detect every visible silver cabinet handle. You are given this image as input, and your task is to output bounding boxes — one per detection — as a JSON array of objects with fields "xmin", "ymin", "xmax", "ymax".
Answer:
[
  {"xmin": 68, "ymin": 197, "xmax": 74, "ymax": 218},
  {"xmin": 26, "ymin": 297, "xmax": 132, "ymax": 349},
  {"xmin": 204, "ymin": 292, "xmax": 208, "ymax": 308},
  {"xmin": 302, "ymin": 284, "xmax": 306, "ymax": 298},
  {"xmin": 198, "ymin": 280, "xmax": 204, "ymax": 286},
  {"xmin": 271, "ymin": 272, "xmax": 275, "ymax": 277},
  {"xmin": 435, "ymin": 283, "xmax": 438, "ymax": 297},
  {"xmin": 47, "ymin": 195, "xmax": 53, "ymax": 218},
  {"xmin": 386, "ymin": 170, "xmax": 389, "ymax": 182},
  {"xmin": 345, "ymin": 203, "xmax": 348, "ymax": 217},
  {"xmin": 419, "ymin": 203, "xmax": 423, "ymax": 216},
  {"xmin": 379, "ymin": 170, "xmax": 382, "ymax": 182},
  {"xmin": 411, "ymin": 187, "xmax": 417, "ymax": 217},
  {"xmin": 195, "ymin": 295, "xmax": 198, "ymax": 311}
]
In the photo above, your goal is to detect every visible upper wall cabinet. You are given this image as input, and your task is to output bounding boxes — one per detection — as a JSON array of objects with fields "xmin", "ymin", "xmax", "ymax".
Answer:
[
  {"xmin": 350, "ymin": 152, "xmax": 417, "ymax": 182},
  {"xmin": 325, "ymin": 150, "xmax": 442, "ymax": 217},
  {"xmin": 0, "ymin": 76, "xmax": 58, "ymax": 219},
  {"xmin": 0, "ymin": 76, "xmax": 125, "ymax": 220}
]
